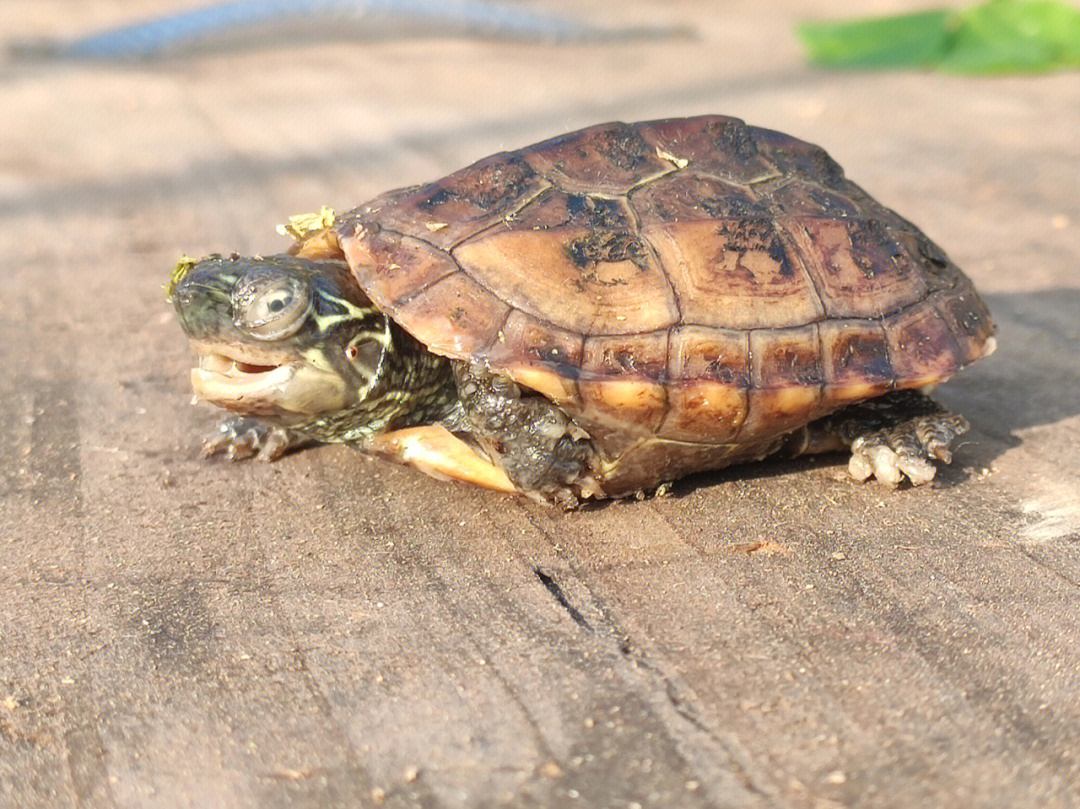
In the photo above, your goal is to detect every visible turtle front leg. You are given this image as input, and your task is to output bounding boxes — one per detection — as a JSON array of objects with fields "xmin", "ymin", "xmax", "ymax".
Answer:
[
  {"xmin": 451, "ymin": 362, "xmax": 596, "ymax": 506},
  {"xmin": 201, "ymin": 416, "xmax": 307, "ymax": 461},
  {"xmin": 805, "ymin": 390, "xmax": 969, "ymax": 487},
  {"xmin": 363, "ymin": 425, "xmax": 519, "ymax": 494}
]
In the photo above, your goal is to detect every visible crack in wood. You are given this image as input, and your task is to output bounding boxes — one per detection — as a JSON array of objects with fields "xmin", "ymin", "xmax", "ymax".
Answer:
[{"xmin": 532, "ymin": 567, "xmax": 592, "ymax": 631}]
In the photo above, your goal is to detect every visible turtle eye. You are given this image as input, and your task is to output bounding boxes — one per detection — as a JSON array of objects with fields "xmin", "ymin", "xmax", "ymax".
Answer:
[
  {"xmin": 233, "ymin": 271, "xmax": 312, "ymax": 340},
  {"xmin": 345, "ymin": 338, "xmax": 383, "ymax": 379}
]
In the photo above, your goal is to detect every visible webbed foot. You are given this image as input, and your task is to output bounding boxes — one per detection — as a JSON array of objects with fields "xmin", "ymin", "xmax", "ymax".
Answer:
[
  {"xmin": 848, "ymin": 412, "xmax": 968, "ymax": 487},
  {"xmin": 824, "ymin": 391, "xmax": 968, "ymax": 487},
  {"xmin": 201, "ymin": 417, "xmax": 302, "ymax": 461}
]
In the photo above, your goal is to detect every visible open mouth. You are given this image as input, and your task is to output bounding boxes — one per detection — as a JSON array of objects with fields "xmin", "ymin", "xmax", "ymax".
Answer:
[
  {"xmin": 198, "ymin": 352, "xmax": 280, "ymax": 376},
  {"xmin": 185, "ymin": 339, "xmax": 346, "ymax": 417},
  {"xmin": 190, "ymin": 347, "xmax": 297, "ymax": 412}
]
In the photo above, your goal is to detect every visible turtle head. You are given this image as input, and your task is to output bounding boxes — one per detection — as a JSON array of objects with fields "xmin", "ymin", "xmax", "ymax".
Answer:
[{"xmin": 170, "ymin": 254, "xmax": 391, "ymax": 423}]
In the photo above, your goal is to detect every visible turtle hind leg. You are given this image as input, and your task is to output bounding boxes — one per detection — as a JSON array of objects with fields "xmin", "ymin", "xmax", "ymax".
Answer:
[
  {"xmin": 810, "ymin": 390, "xmax": 969, "ymax": 487},
  {"xmin": 201, "ymin": 416, "xmax": 306, "ymax": 461}
]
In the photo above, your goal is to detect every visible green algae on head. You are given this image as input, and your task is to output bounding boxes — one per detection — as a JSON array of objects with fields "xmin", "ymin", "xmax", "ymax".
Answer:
[{"xmin": 164, "ymin": 254, "xmax": 197, "ymax": 301}]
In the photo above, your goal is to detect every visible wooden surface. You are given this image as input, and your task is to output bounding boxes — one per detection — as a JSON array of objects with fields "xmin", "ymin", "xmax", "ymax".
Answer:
[{"xmin": 2, "ymin": 2, "xmax": 1080, "ymax": 807}]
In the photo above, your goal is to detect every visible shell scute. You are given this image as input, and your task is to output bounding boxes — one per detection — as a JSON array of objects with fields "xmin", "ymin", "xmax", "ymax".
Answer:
[
  {"xmin": 505, "ymin": 188, "xmax": 632, "ymax": 232},
  {"xmin": 647, "ymin": 219, "xmax": 824, "ymax": 329},
  {"xmin": 741, "ymin": 325, "xmax": 825, "ymax": 439},
  {"xmin": 786, "ymin": 217, "xmax": 928, "ymax": 319},
  {"xmin": 630, "ymin": 173, "xmax": 768, "ymax": 227},
  {"xmin": 391, "ymin": 272, "xmax": 510, "ymax": 357},
  {"xmin": 483, "ymin": 310, "xmax": 583, "ymax": 405},
  {"xmin": 579, "ymin": 331, "xmax": 669, "ymax": 435},
  {"xmin": 521, "ymin": 121, "xmax": 672, "ymax": 194},
  {"xmin": 636, "ymin": 115, "xmax": 779, "ymax": 184},
  {"xmin": 934, "ymin": 286, "xmax": 996, "ymax": 364},
  {"xmin": 769, "ymin": 180, "xmax": 863, "ymax": 219},
  {"xmin": 819, "ymin": 320, "xmax": 894, "ymax": 405},
  {"xmin": 750, "ymin": 126, "xmax": 846, "ymax": 188},
  {"xmin": 341, "ymin": 228, "xmax": 457, "ymax": 306},
  {"xmin": 890, "ymin": 228, "xmax": 964, "ymax": 295},
  {"xmin": 885, "ymin": 305, "xmax": 961, "ymax": 388},
  {"xmin": 451, "ymin": 225, "xmax": 678, "ymax": 336},
  {"xmin": 354, "ymin": 152, "xmax": 547, "ymax": 250},
  {"xmin": 661, "ymin": 326, "xmax": 749, "ymax": 441}
]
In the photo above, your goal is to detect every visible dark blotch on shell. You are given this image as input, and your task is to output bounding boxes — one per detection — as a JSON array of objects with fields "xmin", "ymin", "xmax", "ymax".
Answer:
[
  {"xmin": 590, "ymin": 124, "xmax": 653, "ymax": 172},
  {"xmin": 565, "ymin": 195, "xmax": 629, "ymax": 229},
  {"xmin": 708, "ymin": 118, "xmax": 759, "ymax": 161},
  {"xmin": 716, "ymin": 219, "xmax": 794, "ymax": 278},
  {"xmin": 420, "ymin": 156, "xmax": 537, "ymax": 213},
  {"xmin": 698, "ymin": 194, "xmax": 770, "ymax": 220},
  {"xmin": 567, "ymin": 230, "xmax": 650, "ymax": 272}
]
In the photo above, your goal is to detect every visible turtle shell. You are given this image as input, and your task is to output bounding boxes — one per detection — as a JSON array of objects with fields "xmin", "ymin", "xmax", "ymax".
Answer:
[{"xmin": 335, "ymin": 116, "xmax": 994, "ymax": 490}]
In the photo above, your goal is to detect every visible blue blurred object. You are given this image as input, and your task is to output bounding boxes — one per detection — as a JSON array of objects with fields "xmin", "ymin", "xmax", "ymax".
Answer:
[{"xmin": 34, "ymin": 0, "xmax": 691, "ymax": 60}]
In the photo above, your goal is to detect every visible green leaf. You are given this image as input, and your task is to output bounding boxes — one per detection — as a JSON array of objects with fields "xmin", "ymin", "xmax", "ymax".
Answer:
[
  {"xmin": 797, "ymin": 9, "xmax": 953, "ymax": 68},
  {"xmin": 943, "ymin": 0, "xmax": 1080, "ymax": 72},
  {"xmin": 797, "ymin": 0, "xmax": 1080, "ymax": 73}
]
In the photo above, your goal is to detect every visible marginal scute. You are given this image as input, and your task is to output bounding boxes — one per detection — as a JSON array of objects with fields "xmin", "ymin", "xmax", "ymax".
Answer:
[
  {"xmin": 392, "ymin": 272, "xmax": 510, "ymax": 359},
  {"xmin": 341, "ymin": 227, "xmax": 458, "ymax": 307},
  {"xmin": 741, "ymin": 325, "xmax": 825, "ymax": 439},
  {"xmin": 579, "ymin": 332, "xmax": 669, "ymax": 434},
  {"xmin": 885, "ymin": 304, "xmax": 961, "ymax": 388},
  {"xmin": 661, "ymin": 326, "xmax": 750, "ymax": 441},
  {"xmin": 933, "ymin": 285, "xmax": 996, "ymax": 365},
  {"xmin": 481, "ymin": 310, "xmax": 583, "ymax": 405},
  {"xmin": 820, "ymin": 319, "xmax": 894, "ymax": 404}
]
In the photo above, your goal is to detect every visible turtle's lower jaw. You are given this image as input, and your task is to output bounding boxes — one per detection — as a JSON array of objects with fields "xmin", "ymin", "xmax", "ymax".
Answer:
[{"xmin": 187, "ymin": 344, "xmax": 348, "ymax": 419}]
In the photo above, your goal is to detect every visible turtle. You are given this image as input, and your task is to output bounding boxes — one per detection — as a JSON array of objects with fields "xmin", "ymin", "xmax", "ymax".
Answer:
[{"xmin": 168, "ymin": 115, "xmax": 996, "ymax": 506}]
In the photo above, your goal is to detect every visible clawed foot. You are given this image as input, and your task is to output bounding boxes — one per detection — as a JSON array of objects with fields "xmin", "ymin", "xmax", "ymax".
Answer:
[
  {"xmin": 848, "ymin": 412, "xmax": 968, "ymax": 488},
  {"xmin": 201, "ymin": 417, "xmax": 300, "ymax": 461}
]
